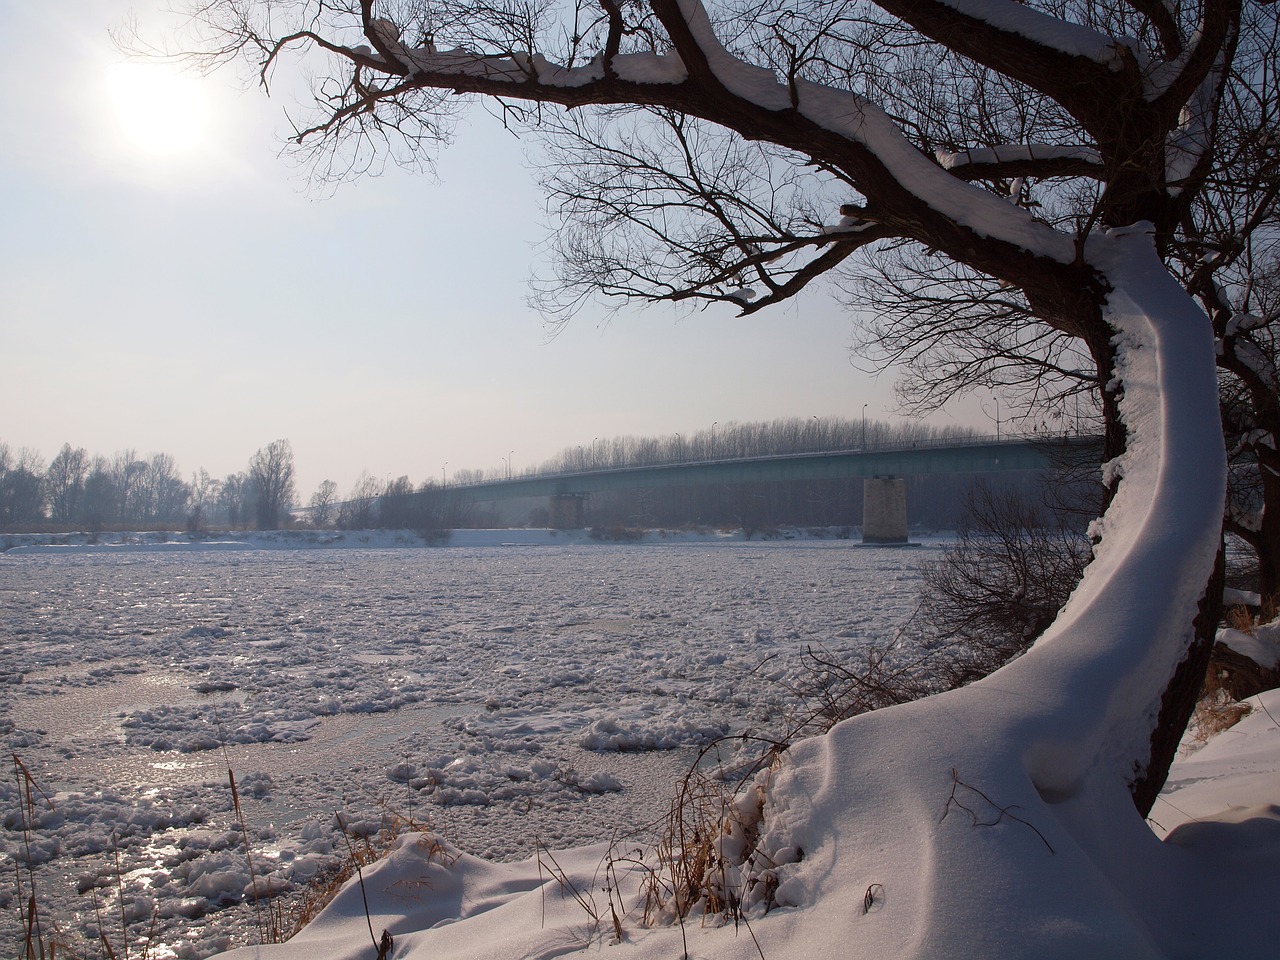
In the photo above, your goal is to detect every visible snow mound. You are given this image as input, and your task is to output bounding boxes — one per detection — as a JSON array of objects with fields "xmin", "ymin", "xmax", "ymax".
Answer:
[{"xmin": 1218, "ymin": 623, "xmax": 1280, "ymax": 670}]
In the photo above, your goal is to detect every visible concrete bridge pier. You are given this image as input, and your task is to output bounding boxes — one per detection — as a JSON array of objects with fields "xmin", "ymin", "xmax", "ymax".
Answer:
[
  {"xmin": 862, "ymin": 476, "xmax": 908, "ymax": 544},
  {"xmin": 549, "ymin": 493, "xmax": 588, "ymax": 529}
]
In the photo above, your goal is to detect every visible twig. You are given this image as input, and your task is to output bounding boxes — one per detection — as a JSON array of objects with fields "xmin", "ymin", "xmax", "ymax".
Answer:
[
  {"xmin": 336, "ymin": 813, "xmax": 383, "ymax": 955},
  {"xmin": 941, "ymin": 768, "xmax": 1055, "ymax": 854},
  {"xmin": 1255, "ymin": 692, "xmax": 1279, "ymax": 727},
  {"xmin": 534, "ymin": 839, "xmax": 598, "ymax": 923},
  {"xmin": 227, "ymin": 766, "xmax": 266, "ymax": 941},
  {"xmin": 91, "ymin": 888, "xmax": 118, "ymax": 960},
  {"xmin": 112, "ymin": 835, "xmax": 130, "ymax": 960}
]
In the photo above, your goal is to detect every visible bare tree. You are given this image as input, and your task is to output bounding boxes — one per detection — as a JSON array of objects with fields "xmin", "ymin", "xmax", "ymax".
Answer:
[
  {"xmin": 45, "ymin": 443, "xmax": 89, "ymax": 524},
  {"xmin": 247, "ymin": 439, "xmax": 297, "ymax": 529},
  {"xmin": 188, "ymin": 468, "xmax": 221, "ymax": 532},
  {"xmin": 0, "ymin": 446, "xmax": 47, "ymax": 527},
  {"xmin": 308, "ymin": 478, "xmax": 340, "ymax": 527},
  {"xmin": 80, "ymin": 456, "xmax": 119, "ymax": 532},
  {"xmin": 218, "ymin": 471, "xmax": 251, "ymax": 528},
  {"xmin": 159, "ymin": 0, "xmax": 1257, "ymax": 948},
  {"xmin": 135, "ymin": 452, "xmax": 191, "ymax": 525},
  {"xmin": 338, "ymin": 471, "xmax": 384, "ymax": 529},
  {"xmin": 111, "ymin": 450, "xmax": 147, "ymax": 525},
  {"xmin": 168, "ymin": 0, "xmax": 1228, "ymax": 783}
]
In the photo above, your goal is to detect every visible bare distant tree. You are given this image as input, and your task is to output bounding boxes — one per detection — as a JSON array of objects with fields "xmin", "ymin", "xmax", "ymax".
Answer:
[
  {"xmin": 0, "ymin": 447, "xmax": 47, "ymax": 528},
  {"xmin": 111, "ymin": 450, "xmax": 147, "ymax": 524},
  {"xmin": 46, "ymin": 443, "xmax": 89, "ymax": 524},
  {"xmin": 80, "ymin": 456, "xmax": 119, "ymax": 531},
  {"xmin": 137, "ymin": 452, "xmax": 190, "ymax": 525},
  {"xmin": 218, "ymin": 471, "xmax": 250, "ymax": 528},
  {"xmin": 188, "ymin": 468, "xmax": 220, "ymax": 532},
  {"xmin": 308, "ymin": 479, "xmax": 339, "ymax": 527},
  {"xmin": 247, "ymin": 439, "xmax": 297, "ymax": 529},
  {"xmin": 338, "ymin": 472, "xmax": 384, "ymax": 529}
]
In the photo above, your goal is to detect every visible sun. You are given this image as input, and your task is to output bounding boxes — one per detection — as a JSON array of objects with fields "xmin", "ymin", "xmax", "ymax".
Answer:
[{"xmin": 106, "ymin": 62, "xmax": 211, "ymax": 158}]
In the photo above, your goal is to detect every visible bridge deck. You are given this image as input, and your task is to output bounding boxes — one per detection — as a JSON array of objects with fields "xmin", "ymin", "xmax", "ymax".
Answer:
[{"xmin": 447, "ymin": 435, "xmax": 1104, "ymax": 502}]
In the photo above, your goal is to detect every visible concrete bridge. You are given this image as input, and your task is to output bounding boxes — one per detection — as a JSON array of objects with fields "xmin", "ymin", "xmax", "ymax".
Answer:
[{"xmin": 446, "ymin": 434, "xmax": 1104, "ymax": 542}]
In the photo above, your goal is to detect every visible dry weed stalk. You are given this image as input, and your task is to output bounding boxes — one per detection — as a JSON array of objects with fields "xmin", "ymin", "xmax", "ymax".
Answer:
[
  {"xmin": 11, "ymin": 756, "xmax": 144, "ymax": 960},
  {"xmin": 615, "ymin": 742, "xmax": 780, "ymax": 944},
  {"xmin": 535, "ymin": 839, "xmax": 600, "ymax": 929},
  {"xmin": 524, "ymin": 740, "xmax": 779, "ymax": 959},
  {"xmin": 1191, "ymin": 664, "xmax": 1254, "ymax": 742},
  {"xmin": 225, "ymin": 764, "xmax": 271, "ymax": 944},
  {"xmin": 13, "ymin": 754, "xmax": 72, "ymax": 960}
]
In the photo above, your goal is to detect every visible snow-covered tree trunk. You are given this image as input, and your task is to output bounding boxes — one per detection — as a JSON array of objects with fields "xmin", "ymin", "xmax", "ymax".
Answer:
[
  {"xmin": 165, "ymin": 0, "xmax": 1267, "ymax": 949},
  {"xmin": 758, "ymin": 226, "xmax": 1227, "ymax": 956}
]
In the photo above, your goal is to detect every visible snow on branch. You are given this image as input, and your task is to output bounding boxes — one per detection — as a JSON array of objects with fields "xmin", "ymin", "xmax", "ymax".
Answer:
[
  {"xmin": 912, "ymin": 0, "xmax": 1141, "ymax": 64},
  {"xmin": 936, "ymin": 144, "xmax": 1105, "ymax": 181},
  {"xmin": 654, "ymin": 0, "xmax": 1080, "ymax": 262},
  {"xmin": 871, "ymin": 0, "xmax": 1145, "ymax": 115},
  {"xmin": 356, "ymin": 44, "xmax": 689, "ymax": 91}
]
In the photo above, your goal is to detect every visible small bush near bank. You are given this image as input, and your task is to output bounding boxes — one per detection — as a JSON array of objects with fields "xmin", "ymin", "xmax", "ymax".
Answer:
[{"xmin": 589, "ymin": 526, "xmax": 646, "ymax": 542}]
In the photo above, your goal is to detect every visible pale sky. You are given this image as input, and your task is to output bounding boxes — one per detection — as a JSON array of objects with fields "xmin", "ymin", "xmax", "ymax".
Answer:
[{"xmin": 0, "ymin": 1, "xmax": 988, "ymax": 500}]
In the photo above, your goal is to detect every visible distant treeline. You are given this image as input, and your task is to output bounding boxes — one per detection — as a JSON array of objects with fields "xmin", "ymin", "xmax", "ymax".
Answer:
[
  {"xmin": 506, "ymin": 417, "xmax": 1021, "ymax": 532},
  {"xmin": 359, "ymin": 417, "xmax": 1063, "ymax": 533},
  {"xmin": 529, "ymin": 416, "xmax": 985, "ymax": 474},
  {"xmin": 0, "ymin": 439, "xmax": 296, "ymax": 533},
  {"xmin": 3, "ymin": 417, "xmax": 1066, "ymax": 534}
]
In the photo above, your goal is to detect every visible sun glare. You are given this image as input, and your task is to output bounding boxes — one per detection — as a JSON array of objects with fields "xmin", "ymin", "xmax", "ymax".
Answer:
[{"xmin": 106, "ymin": 62, "xmax": 211, "ymax": 158}]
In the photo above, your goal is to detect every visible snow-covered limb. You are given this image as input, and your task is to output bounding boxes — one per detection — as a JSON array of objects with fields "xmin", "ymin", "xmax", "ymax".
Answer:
[
  {"xmin": 1226, "ymin": 311, "xmax": 1272, "ymax": 336},
  {"xmin": 200, "ymin": 0, "xmax": 1247, "ymax": 342},
  {"xmin": 1222, "ymin": 335, "xmax": 1280, "ymax": 392},
  {"xmin": 881, "ymin": 0, "xmax": 1140, "ymax": 67},
  {"xmin": 1227, "ymin": 499, "xmax": 1264, "ymax": 534},
  {"xmin": 935, "ymin": 143, "xmax": 1103, "ymax": 178},
  {"xmin": 285, "ymin": 0, "xmax": 1098, "ymax": 278},
  {"xmin": 660, "ymin": 0, "xmax": 1080, "ymax": 264},
  {"xmin": 1161, "ymin": 37, "xmax": 1234, "ymax": 193}
]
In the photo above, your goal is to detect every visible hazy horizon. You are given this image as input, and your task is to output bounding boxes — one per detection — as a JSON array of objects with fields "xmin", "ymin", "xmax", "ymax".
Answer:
[{"xmin": 0, "ymin": 1, "xmax": 992, "ymax": 500}]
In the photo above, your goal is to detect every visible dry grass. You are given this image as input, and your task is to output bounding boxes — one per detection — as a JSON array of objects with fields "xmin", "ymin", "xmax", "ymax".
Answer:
[
  {"xmin": 521, "ymin": 735, "xmax": 782, "ymax": 960},
  {"xmin": 1191, "ymin": 605, "xmax": 1268, "ymax": 743},
  {"xmin": 1225, "ymin": 603, "xmax": 1257, "ymax": 634},
  {"xmin": 13, "ymin": 755, "xmax": 76, "ymax": 960},
  {"xmin": 1191, "ymin": 664, "xmax": 1254, "ymax": 743},
  {"xmin": 537, "ymin": 740, "xmax": 785, "ymax": 960}
]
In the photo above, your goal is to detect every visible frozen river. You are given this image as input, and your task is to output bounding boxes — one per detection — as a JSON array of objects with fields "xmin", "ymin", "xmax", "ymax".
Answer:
[{"xmin": 1, "ymin": 539, "xmax": 939, "ymax": 957}]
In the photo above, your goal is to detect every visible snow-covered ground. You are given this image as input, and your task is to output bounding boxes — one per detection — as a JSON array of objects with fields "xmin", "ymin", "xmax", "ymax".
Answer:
[
  {"xmin": 1, "ymin": 534, "xmax": 934, "ymax": 957},
  {"xmin": 5, "ymin": 530, "xmax": 1278, "ymax": 960},
  {"xmin": 199, "ymin": 688, "xmax": 1280, "ymax": 960}
]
